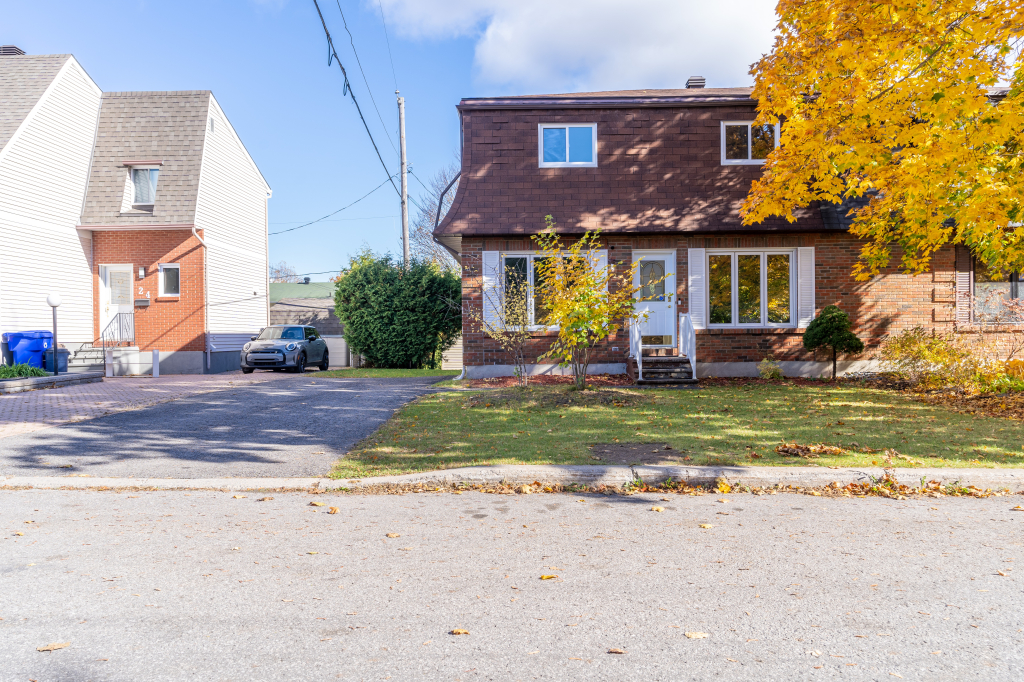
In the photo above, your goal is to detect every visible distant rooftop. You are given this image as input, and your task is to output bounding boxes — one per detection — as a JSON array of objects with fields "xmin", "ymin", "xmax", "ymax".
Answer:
[{"xmin": 269, "ymin": 281, "xmax": 334, "ymax": 304}]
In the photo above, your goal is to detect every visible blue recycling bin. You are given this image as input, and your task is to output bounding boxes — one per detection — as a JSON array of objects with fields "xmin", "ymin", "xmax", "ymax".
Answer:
[
  {"xmin": 1, "ymin": 330, "xmax": 53, "ymax": 368},
  {"xmin": 44, "ymin": 348, "xmax": 70, "ymax": 373}
]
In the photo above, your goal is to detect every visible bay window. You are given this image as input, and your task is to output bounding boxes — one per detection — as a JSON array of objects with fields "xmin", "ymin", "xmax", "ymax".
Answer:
[{"xmin": 707, "ymin": 251, "xmax": 794, "ymax": 327}]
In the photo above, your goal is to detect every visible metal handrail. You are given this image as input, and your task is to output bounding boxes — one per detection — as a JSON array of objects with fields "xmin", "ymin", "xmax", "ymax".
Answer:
[
  {"xmin": 629, "ymin": 320, "xmax": 643, "ymax": 382},
  {"xmin": 679, "ymin": 313, "xmax": 696, "ymax": 378},
  {"xmin": 100, "ymin": 312, "xmax": 135, "ymax": 376}
]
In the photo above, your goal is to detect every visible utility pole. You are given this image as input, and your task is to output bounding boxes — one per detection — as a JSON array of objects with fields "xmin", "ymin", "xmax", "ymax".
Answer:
[{"xmin": 397, "ymin": 91, "xmax": 409, "ymax": 270}]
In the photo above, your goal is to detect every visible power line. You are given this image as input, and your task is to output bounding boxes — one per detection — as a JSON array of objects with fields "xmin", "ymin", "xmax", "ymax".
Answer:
[
  {"xmin": 376, "ymin": 0, "xmax": 399, "ymax": 91},
  {"xmin": 312, "ymin": 0, "xmax": 400, "ymax": 200},
  {"xmin": 334, "ymin": 0, "xmax": 398, "ymax": 156},
  {"xmin": 270, "ymin": 215, "xmax": 397, "ymax": 225},
  {"xmin": 269, "ymin": 174, "xmax": 396, "ymax": 235}
]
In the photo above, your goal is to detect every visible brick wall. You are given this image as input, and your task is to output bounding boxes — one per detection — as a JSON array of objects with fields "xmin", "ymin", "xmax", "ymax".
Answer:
[
  {"xmin": 462, "ymin": 232, "xmax": 961, "ymax": 369},
  {"xmin": 92, "ymin": 230, "xmax": 205, "ymax": 352}
]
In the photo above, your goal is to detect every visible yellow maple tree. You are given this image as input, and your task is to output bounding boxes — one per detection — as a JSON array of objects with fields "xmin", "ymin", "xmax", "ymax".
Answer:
[{"xmin": 742, "ymin": 1, "xmax": 1024, "ymax": 279}]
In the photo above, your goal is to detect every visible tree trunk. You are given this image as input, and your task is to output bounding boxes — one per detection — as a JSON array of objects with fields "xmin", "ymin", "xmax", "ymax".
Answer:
[{"xmin": 832, "ymin": 347, "xmax": 837, "ymax": 380}]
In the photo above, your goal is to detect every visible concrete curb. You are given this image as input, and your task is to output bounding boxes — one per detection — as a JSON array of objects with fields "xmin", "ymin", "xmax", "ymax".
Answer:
[
  {"xmin": 0, "ymin": 371, "xmax": 103, "ymax": 395},
  {"xmin": 3, "ymin": 465, "xmax": 1023, "ymax": 492}
]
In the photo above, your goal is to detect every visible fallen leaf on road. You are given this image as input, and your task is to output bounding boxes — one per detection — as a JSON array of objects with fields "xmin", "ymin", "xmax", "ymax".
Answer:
[
  {"xmin": 14, "ymin": 532, "xmax": 23, "ymax": 536},
  {"xmin": 540, "ymin": 575, "xmax": 558, "ymax": 580},
  {"xmin": 450, "ymin": 628, "xmax": 470, "ymax": 635},
  {"xmin": 232, "ymin": 495, "xmax": 246, "ymax": 499},
  {"xmin": 607, "ymin": 648, "xmax": 626, "ymax": 654},
  {"xmin": 685, "ymin": 632, "xmax": 709, "ymax": 639},
  {"xmin": 727, "ymin": 658, "xmax": 738, "ymax": 662},
  {"xmin": 661, "ymin": 497, "xmax": 670, "ymax": 501},
  {"xmin": 997, "ymin": 570, "xmax": 1009, "ymax": 576},
  {"xmin": 37, "ymin": 642, "xmax": 70, "ymax": 652},
  {"xmin": 651, "ymin": 506, "xmax": 664, "ymax": 512},
  {"xmin": 328, "ymin": 507, "xmax": 339, "ymax": 514},
  {"xmin": 386, "ymin": 533, "xmax": 400, "ymax": 538},
  {"xmin": 308, "ymin": 551, "xmax": 318, "ymax": 555},
  {"xmin": 1012, "ymin": 505, "xmax": 1024, "ymax": 511},
  {"xmin": 809, "ymin": 650, "xmax": 821, "ymax": 657},
  {"xmin": 282, "ymin": 599, "xmax": 293, "ymax": 602},
  {"xmin": 257, "ymin": 497, "xmax": 274, "ymax": 502},
  {"xmin": 309, "ymin": 501, "xmax": 325, "ymax": 507},
  {"xmin": 890, "ymin": 674, "xmax": 903, "ymax": 679},
  {"xmin": 231, "ymin": 547, "xmax": 240, "ymax": 551},
  {"xmin": 699, "ymin": 524, "xmax": 713, "ymax": 529}
]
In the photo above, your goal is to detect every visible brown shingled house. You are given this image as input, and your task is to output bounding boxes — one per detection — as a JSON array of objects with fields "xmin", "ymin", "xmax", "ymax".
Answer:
[{"xmin": 435, "ymin": 79, "xmax": 972, "ymax": 380}]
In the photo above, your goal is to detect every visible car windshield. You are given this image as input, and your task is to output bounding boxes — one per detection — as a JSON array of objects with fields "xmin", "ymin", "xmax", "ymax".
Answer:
[{"xmin": 257, "ymin": 326, "xmax": 304, "ymax": 340}]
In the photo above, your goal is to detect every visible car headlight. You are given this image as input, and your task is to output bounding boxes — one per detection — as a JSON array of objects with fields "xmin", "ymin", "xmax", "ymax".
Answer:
[
  {"xmin": 286, "ymin": 342, "xmax": 297, "ymax": 351},
  {"xmin": 243, "ymin": 342, "xmax": 251, "ymax": 351}
]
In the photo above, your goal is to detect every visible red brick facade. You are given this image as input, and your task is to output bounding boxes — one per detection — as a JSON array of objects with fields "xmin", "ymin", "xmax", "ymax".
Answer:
[{"xmin": 92, "ymin": 229, "xmax": 206, "ymax": 352}]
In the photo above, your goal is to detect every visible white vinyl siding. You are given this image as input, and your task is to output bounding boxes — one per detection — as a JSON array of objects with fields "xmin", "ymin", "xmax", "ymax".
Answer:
[
  {"xmin": 0, "ymin": 57, "xmax": 101, "ymax": 342},
  {"xmin": 194, "ymin": 96, "xmax": 272, "ymax": 335}
]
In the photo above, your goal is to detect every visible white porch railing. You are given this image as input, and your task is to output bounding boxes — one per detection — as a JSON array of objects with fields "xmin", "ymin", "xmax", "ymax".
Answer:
[
  {"xmin": 679, "ymin": 313, "xmax": 696, "ymax": 378},
  {"xmin": 629, "ymin": 320, "xmax": 643, "ymax": 382}
]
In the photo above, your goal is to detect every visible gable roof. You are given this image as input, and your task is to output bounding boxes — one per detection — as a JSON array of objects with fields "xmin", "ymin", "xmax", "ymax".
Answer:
[
  {"xmin": 79, "ymin": 91, "xmax": 210, "ymax": 226},
  {"xmin": 0, "ymin": 54, "xmax": 71, "ymax": 152}
]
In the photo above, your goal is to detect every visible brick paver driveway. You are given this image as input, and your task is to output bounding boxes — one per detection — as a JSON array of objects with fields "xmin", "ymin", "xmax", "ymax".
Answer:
[{"xmin": 0, "ymin": 372, "xmax": 290, "ymax": 439}]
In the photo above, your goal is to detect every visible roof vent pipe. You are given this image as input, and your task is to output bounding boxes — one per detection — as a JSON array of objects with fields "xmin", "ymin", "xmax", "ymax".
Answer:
[
  {"xmin": 686, "ymin": 76, "xmax": 706, "ymax": 89},
  {"xmin": 0, "ymin": 46, "xmax": 26, "ymax": 55}
]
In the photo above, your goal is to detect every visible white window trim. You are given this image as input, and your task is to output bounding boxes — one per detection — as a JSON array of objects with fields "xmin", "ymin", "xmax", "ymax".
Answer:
[
  {"xmin": 158, "ymin": 263, "xmax": 181, "ymax": 297},
  {"xmin": 127, "ymin": 165, "xmax": 161, "ymax": 209},
  {"xmin": 538, "ymin": 123, "xmax": 598, "ymax": 168},
  {"xmin": 705, "ymin": 249, "xmax": 797, "ymax": 329},
  {"xmin": 720, "ymin": 120, "xmax": 780, "ymax": 165}
]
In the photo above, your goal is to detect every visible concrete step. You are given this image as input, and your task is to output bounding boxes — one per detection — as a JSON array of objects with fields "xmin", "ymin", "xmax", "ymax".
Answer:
[{"xmin": 635, "ymin": 377, "xmax": 699, "ymax": 385}]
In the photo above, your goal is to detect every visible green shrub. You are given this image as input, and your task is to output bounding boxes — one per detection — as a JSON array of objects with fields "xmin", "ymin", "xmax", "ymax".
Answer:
[
  {"xmin": 334, "ymin": 251, "xmax": 462, "ymax": 369},
  {"xmin": 803, "ymin": 305, "xmax": 865, "ymax": 379},
  {"xmin": 757, "ymin": 355, "xmax": 783, "ymax": 381},
  {"xmin": 0, "ymin": 363, "xmax": 48, "ymax": 379}
]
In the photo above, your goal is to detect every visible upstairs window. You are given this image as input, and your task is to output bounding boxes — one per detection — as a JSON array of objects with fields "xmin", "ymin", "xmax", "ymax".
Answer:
[
  {"xmin": 539, "ymin": 123, "xmax": 597, "ymax": 167},
  {"xmin": 132, "ymin": 168, "xmax": 160, "ymax": 207},
  {"xmin": 721, "ymin": 121, "xmax": 778, "ymax": 165}
]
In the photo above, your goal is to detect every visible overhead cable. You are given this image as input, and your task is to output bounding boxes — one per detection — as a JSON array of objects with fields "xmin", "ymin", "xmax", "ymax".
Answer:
[{"xmin": 269, "ymin": 173, "xmax": 397, "ymax": 235}]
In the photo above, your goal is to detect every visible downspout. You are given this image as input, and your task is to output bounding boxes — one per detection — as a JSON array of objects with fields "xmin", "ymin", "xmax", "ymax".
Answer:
[{"xmin": 193, "ymin": 225, "xmax": 210, "ymax": 369}]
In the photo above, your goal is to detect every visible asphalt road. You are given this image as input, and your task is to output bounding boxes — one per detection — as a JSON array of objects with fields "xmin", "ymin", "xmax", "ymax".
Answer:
[
  {"xmin": 2, "ymin": 489, "xmax": 1021, "ymax": 681},
  {"xmin": 0, "ymin": 377, "xmax": 442, "ymax": 478}
]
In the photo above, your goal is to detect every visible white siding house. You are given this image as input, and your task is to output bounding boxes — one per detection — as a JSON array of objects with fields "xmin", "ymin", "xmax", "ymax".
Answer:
[{"xmin": 0, "ymin": 55, "xmax": 102, "ymax": 346}]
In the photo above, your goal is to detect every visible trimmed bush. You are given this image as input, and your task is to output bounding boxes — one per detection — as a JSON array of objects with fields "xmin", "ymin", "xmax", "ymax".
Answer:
[
  {"xmin": 334, "ymin": 252, "xmax": 461, "ymax": 369},
  {"xmin": 803, "ymin": 305, "xmax": 864, "ymax": 379}
]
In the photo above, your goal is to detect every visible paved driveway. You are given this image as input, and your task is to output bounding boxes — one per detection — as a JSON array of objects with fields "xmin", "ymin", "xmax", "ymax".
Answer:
[
  {"xmin": 1, "ymin": 490, "xmax": 1020, "ymax": 681},
  {"xmin": 0, "ymin": 377, "xmax": 441, "ymax": 478}
]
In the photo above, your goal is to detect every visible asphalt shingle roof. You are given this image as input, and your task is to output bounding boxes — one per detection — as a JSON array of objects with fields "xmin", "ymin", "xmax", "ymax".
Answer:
[
  {"xmin": 79, "ymin": 91, "xmax": 210, "ymax": 226},
  {"xmin": 0, "ymin": 54, "xmax": 70, "ymax": 152}
]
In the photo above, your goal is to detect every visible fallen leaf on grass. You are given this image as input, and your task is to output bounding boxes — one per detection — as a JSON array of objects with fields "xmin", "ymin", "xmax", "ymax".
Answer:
[
  {"xmin": 450, "ymin": 628, "xmax": 470, "ymax": 635},
  {"xmin": 309, "ymin": 501, "xmax": 325, "ymax": 507},
  {"xmin": 540, "ymin": 575, "xmax": 558, "ymax": 580},
  {"xmin": 684, "ymin": 632, "xmax": 709, "ymax": 639},
  {"xmin": 607, "ymin": 648, "xmax": 627, "ymax": 654},
  {"xmin": 699, "ymin": 524, "xmax": 714, "ymax": 529},
  {"xmin": 651, "ymin": 506, "xmax": 664, "ymax": 512},
  {"xmin": 386, "ymin": 533, "xmax": 400, "ymax": 538},
  {"xmin": 37, "ymin": 642, "xmax": 70, "ymax": 652}
]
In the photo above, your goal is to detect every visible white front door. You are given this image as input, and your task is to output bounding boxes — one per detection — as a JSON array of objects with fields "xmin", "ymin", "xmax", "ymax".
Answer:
[
  {"xmin": 633, "ymin": 251, "xmax": 676, "ymax": 347},
  {"xmin": 101, "ymin": 265, "xmax": 134, "ymax": 333}
]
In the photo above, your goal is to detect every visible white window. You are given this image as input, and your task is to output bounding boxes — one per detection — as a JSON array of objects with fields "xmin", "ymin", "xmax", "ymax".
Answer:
[
  {"xmin": 502, "ymin": 254, "xmax": 553, "ymax": 327},
  {"xmin": 158, "ymin": 263, "xmax": 180, "ymax": 297},
  {"xmin": 706, "ymin": 251, "xmax": 795, "ymax": 327},
  {"xmin": 721, "ymin": 121, "xmax": 779, "ymax": 165},
  {"xmin": 131, "ymin": 167, "xmax": 160, "ymax": 208},
  {"xmin": 538, "ymin": 123, "xmax": 597, "ymax": 168}
]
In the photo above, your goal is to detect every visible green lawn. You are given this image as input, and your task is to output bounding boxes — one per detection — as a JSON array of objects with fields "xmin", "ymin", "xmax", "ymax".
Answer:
[
  {"xmin": 330, "ymin": 383, "xmax": 1024, "ymax": 478},
  {"xmin": 309, "ymin": 368, "xmax": 460, "ymax": 379}
]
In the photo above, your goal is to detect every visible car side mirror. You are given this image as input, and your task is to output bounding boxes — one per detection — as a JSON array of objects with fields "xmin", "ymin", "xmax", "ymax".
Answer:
[{"xmin": 250, "ymin": 336, "xmax": 257, "ymax": 341}]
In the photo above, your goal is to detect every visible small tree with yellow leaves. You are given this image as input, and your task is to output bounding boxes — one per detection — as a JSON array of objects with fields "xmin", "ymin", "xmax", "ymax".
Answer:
[{"xmin": 531, "ymin": 217, "xmax": 656, "ymax": 390}]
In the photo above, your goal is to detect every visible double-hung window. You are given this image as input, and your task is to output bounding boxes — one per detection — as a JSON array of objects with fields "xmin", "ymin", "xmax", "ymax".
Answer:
[
  {"xmin": 721, "ymin": 121, "xmax": 778, "ymax": 165},
  {"xmin": 538, "ymin": 123, "xmax": 597, "ymax": 167},
  {"xmin": 158, "ymin": 263, "xmax": 180, "ymax": 297},
  {"xmin": 706, "ymin": 251, "xmax": 794, "ymax": 327},
  {"xmin": 502, "ymin": 255, "xmax": 553, "ymax": 327}
]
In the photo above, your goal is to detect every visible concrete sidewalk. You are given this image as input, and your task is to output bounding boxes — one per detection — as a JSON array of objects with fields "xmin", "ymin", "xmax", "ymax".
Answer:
[{"xmin": 4, "ymin": 464, "xmax": 1023, "ymax": 492}]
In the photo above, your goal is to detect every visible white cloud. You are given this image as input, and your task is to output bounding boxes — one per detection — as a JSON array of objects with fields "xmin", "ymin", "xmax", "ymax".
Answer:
[{"xmin": 377, "ymin": 0, "xmax": 777, "ymax": 93}]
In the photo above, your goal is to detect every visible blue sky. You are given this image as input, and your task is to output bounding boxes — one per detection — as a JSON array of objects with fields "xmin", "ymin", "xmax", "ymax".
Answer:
[{"xmin": 4, "ymin": 0, "xmax": 776, "ymax": 280}]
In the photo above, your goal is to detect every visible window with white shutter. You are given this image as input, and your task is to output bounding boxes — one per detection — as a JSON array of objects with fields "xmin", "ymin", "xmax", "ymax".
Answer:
[
  {"xmin": 687, "ymin": 248, "xmax": 706, "ymax": 329},
  {"xmin": 481, "ymin": 251, "xmax": 500, "ymax": 329},
  {"xmin": 796, "ymin": 247, "xmax": 815, "ymax": 327}
]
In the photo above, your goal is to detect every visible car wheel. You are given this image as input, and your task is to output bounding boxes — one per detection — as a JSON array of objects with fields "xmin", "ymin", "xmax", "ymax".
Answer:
[
  {"xmin": 292, "ymin": 353, "xmax": 306, "ymax": 373},
  {"xmin": 318, "ymin": 350, "xmax": 329, "ymax": 371},
  {"xmin": 242, "ymin": 367, "xmax": 254, "ymax": 374}
]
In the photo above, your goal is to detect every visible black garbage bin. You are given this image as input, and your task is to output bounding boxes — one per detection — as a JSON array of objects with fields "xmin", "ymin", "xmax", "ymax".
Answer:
[{"xmin": 44, "ymin": 348, "xmax": 70, "ymax": 373}]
